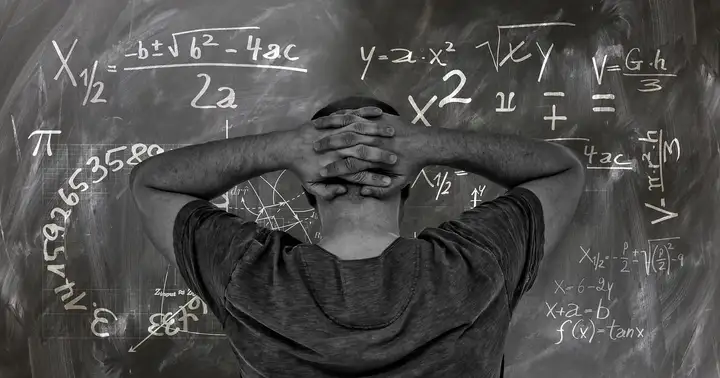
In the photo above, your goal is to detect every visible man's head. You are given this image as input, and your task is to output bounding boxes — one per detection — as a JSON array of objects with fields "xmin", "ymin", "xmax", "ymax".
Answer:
[{"xmin": 303, "ymin": 96, "xmax": 411, "ymax": 214}]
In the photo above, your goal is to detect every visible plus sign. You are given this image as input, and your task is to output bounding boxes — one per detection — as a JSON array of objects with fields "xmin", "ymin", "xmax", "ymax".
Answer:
[
  {"xmin": 556, "ymin": 307, "xmax": 566, "ymax": 316},
  {"xmin": 152, "ymin": 39, "xmax": 163, "ymax": 51},
  {"xmin": 543, "ymin": 104, "xmax": 567, "ymax": 131},
  {"xmin": 633, "ymin": 249, "xmax": 639, "ymax": 257}
]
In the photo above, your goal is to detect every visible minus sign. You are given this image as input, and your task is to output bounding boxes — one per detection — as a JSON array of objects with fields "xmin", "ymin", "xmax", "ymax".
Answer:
[
  {"xmin": 152, "ymin": 53, "xmax": 163, "ymax": 56},
  {"xmin": 124, "ymin": 53, "xmax": 138, "ymax": 57},
  {"xmin": 225, "ymin": 49, "xmax": 238, "ymax": 53}
]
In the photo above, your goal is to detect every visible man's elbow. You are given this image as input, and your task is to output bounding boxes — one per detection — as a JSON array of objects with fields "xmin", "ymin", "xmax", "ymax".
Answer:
[
  {"xmin": 563, "ymin": 152, "xmax": 586, "ymax": 209},
  {"xmin": 559, "ymin": 145, "xmax": 586, "ymax": 190},
  {"xmin": 129, "ymin": 162, "xmax": 150, "ymax": 199}
]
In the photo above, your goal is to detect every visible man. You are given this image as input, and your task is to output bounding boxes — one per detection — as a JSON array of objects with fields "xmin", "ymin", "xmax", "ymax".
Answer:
[{"xmin": 130, "ymin": 96, "xmax": 585, "ymax": 377}]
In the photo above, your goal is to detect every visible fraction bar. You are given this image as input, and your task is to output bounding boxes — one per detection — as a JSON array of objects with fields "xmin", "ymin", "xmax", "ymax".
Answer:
[
  {"xmin": 544, "ymin": 138, "xmax": 591, "ymax": 142},
  {"xmin": 543, "ymin": 92, "xmax": 565, "ymax": 97},
  {"xmin": 498, "ymin": 22, "xmax": 576, "ymax": 29},
  {"xmin": 622, "ymin": 73, "xmax": 677, "ymax": 77},
  {"xmin": 586, "ymin": 166, "xmax": 634, "ymax": 170},
  {"xmin": 592, "ymin": 107, "xmax": 616, "ymax": 112},
  {"xmin": 173, "ymin": 26, "xmax": 260, "ymax": 36}
]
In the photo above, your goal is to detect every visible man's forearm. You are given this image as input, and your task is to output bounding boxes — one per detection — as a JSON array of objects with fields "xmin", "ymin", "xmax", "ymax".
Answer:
[
  {"xmin": 129, "ymin": 130, "xmax": 293, "ymax": 200},
  {"xmin": 423, "ymin": 128, "xmax": 582, "ymax": 188}
]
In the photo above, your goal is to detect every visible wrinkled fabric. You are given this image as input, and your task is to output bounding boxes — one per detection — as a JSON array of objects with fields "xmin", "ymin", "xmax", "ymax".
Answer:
[{"xmin": 173, "ymin": 187, "xmax": 545, "ymax": 377}]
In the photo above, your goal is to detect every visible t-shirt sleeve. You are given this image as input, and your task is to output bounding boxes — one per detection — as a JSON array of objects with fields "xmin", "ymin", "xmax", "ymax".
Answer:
[
  {"xmin": 173, "ymin": 199, "xmax": 272, "ymax": 324},
  {"xmin": 436, "ymin": 187, "xmax": 545, "ymax": 311}
]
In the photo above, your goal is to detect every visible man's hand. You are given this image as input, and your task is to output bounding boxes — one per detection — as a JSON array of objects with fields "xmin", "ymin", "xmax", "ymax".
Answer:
[
  {"xmin": 288, "ymin": 107, "xmax": 399, "ymax": 201},
  {"xmin": 313, "ymin": 113, "xmax": 430, "ymax": 199}
]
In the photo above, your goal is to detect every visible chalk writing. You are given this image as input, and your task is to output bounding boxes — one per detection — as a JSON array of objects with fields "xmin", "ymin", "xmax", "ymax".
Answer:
[
  {"xmin": 470, "ymin": 184, "xmax": 487, "ymax": 207},
  {"xmin": 545, "ymin": 298, "xmax": 611, "ymax": 320},
  {"xmin": 495, "ymin": 92, "xmax": 517, "ymax": 112},
  {"xmin": 542, "ymin": 91, "xmax": 567, "ymax": 130},
  {"xmin": 52, "ymin": 39, "xmax": 107, "ymax": 105},
  {"xmin": 147, "ymin": 292, "xmax": 208, "ymax": 337},
  {"xmin": 411, "ymin": 168, "xmax": 470, "ymax": 200},
  {"xmin": 121, "ymin": 27, "xmax": 307, "ymax": 73},
  {"xmin": 593, "ymin": 48, "xmax": 677, "ymax": 91},
  {"xmin": 639, "ymin": 130, "xmax": 681, "ymax": 224},
  {"xmin": 90, "ymin": 303, "xmax": 118, "ymax": 338},
  {"xmin": 475, "ymin": 22, "xmax": 575, "ymax": 75},
  {"xmin": 191, "ymin": 73, "xmax": 238, "ymax": 109},
  {"xmin": 579, "ymin": 238, "xmax": 683, "ymax": 275},
  {"xmin": 555, "ymin": 318, "xmax": 645, "ymax": 344},
  {"xmin": 42, "ymin": 144, "xmax": 165, "ymax": 314},
  {"xmin": 545, "ymin": 137, "xmax": 634, "ymax": 171},
  {"xmin": 360, "ymin": 42, "xmax": 456, "ymax": 80},
  {"xmin": 591, "ymin": 93, "xmax": 615, "ymax": 113},
  {"xmin": 29, "ymin": 129, "xmax": 62, "ymax": 157},
  {"xmin": 408, "ymin": 69, "xmax": 471, "ymax": 126},
  {"xmin": 553, "ymin": 277, "xmax": 614, "ymax": 301}
]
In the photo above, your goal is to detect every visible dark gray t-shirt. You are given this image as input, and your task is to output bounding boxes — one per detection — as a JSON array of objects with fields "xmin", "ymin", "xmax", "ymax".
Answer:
[{"xmin": 173, "ymin": 187, "xmax": 545, "ymax": 377}]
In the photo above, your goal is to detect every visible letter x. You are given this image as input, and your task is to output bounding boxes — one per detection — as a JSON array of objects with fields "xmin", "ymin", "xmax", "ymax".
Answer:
[
  {"xmin": 428, "ymin": 48, "xmax": 447, "ymax": 66},
  {"xmin": 408, "ymin": 95, "xmax": 437, "ymax": 126},
  {"xmin": 545, "ymin": 302, "xmax": 557, "ymax": 319},
  {"xmin": 577, "ymin": 324, "xmax": 590, "ymax": 339},
  {"xmin": 52, "ymin": 39, "xmax": 78, "ymax": 87},
  {"xmin": 579, "ymin": 246, "xmax": 593, "ymax": 264},
  {"xmin": 635, "ymin": 328, "xmax": 644, "ymax": 337}
]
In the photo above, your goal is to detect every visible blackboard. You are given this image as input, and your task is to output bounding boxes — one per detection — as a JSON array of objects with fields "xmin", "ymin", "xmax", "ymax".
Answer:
[{"xmin": 1, "ymin": 0, "xmax": 719, "ymax": 377}]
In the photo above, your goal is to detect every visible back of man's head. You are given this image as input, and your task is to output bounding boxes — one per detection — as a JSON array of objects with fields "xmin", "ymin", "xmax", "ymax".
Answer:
[{"xmin": 303, "ymin": 96, "xmax": 411, "ymax": 207}]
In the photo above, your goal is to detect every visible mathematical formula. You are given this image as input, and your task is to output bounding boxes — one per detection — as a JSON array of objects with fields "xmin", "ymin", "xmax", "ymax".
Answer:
[
  {"xmin": 579, "ymin": 238, "xmax": 683, "ymax": 275},
  {"xmin": 51, "ymin": 26, "xmax": 307, "ymax": 109},
  {"xmin": 29, "ymin": 15, "xmax": 692, "ymax": 363}
]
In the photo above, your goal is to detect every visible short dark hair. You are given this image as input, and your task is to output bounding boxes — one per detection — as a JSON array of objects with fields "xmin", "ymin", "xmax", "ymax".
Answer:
[
  {"xmin": 304, "ymin": 95, "xmax": 411, "ymax": 207},
  {"xmin": 311, "ymin": 95, "xmax": 401, "ymax": 119}
]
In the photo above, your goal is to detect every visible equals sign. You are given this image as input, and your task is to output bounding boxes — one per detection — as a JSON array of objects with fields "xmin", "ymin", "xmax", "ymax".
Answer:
[
  {"xmin": 378, "ymin": 55, "xmax": 388, "ymax": 60},
  {"xmin": 607, "ymin": 65, "xmax": 621, "ymax": 71},
  {"xmin": 592, "ymin": 94, "xmax": 616, "ymax": 113},
  {"xmin": 107, "ymin": 65, "xmax": 117, "ymax": 72}
]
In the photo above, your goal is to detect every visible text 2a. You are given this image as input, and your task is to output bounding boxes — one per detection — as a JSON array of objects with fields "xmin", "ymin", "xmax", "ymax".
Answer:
[{"xmin": 191, "ymin": 73, "xmax": 237, "ymax": 109}]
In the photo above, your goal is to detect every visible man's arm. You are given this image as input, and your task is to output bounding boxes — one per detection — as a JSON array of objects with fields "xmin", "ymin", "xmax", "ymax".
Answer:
[
  {"xmin": 423, "ymin": 127, "xmax": 585, "ymax": 256},
  {"xmin": 313, "ymin": 115, "xmax": 584, "ymax": 256},
  {"xmin": 129, "ymin": 130, "xmax": 295, "ymax": 264},
  {"xmin": 130, "ymin": 109, "xmax": 399, "ymax": 264}
]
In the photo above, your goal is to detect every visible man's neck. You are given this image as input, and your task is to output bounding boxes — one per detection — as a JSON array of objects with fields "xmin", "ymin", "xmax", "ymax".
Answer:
[
  {"xmin": 313, "ymin": 192, "xmax": 402, "ymax": 259},
  {"xmin": 317, "ymin": 230, "xmax": 400, "ymax": 259}
]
